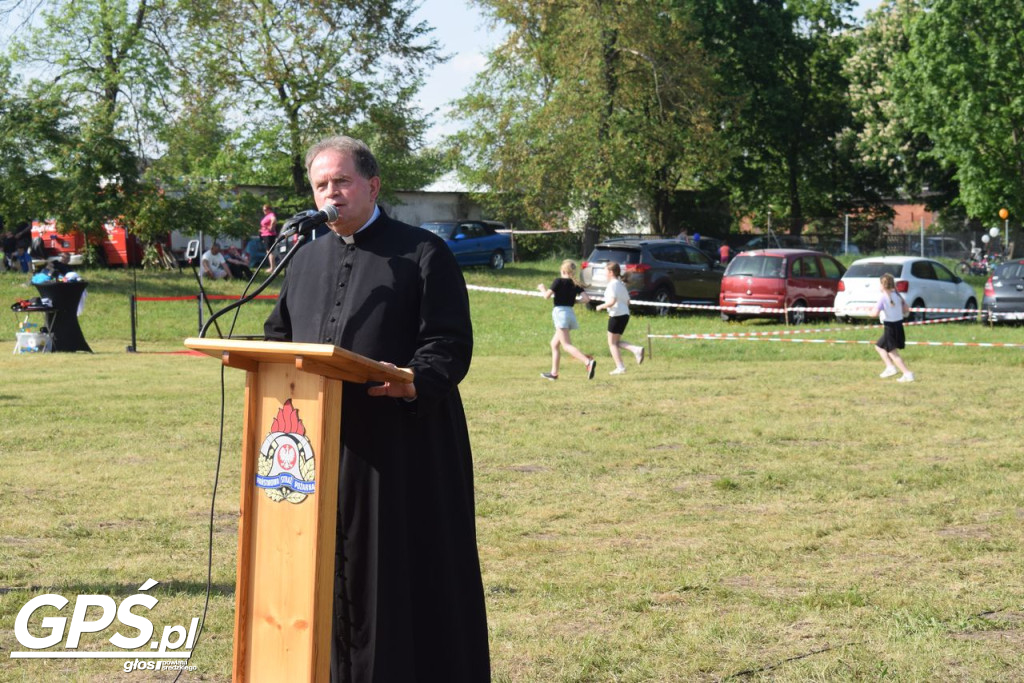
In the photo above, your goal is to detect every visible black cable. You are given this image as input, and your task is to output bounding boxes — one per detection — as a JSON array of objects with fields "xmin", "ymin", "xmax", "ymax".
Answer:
[
  {"xmin": 179, "ymin": 232, "xmax": 307, "ymax": 678},
  {"xmin": 173, "ymin": 363, "xmax": 227, "ymax": 681},
  {"xmin": 225, "ymin": 244, "xmax": 276, "ymax": 338},
  {"xmin": 199, "ymin": 236, "xmax": 305, "ymax": 339}
]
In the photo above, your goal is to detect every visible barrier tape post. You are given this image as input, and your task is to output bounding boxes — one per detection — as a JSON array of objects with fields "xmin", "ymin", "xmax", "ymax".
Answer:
[{"xmin": 128, "ymin": 294, "xmax": 137, "ymax": 353}]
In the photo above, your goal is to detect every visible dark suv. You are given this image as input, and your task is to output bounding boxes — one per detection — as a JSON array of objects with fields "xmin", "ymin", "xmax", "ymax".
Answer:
[{"xmin": 581, "ymin": 238, "xmax": 724, "ymax": 315}]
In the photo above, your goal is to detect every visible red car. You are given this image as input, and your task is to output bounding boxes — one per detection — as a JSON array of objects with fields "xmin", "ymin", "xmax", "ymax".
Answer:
[{"xmin": 719, "ymin": 248, "xmax": 846, "ymax": 325}]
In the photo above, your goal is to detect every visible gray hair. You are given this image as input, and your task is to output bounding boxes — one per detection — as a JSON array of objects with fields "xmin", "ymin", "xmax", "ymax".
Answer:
[{"xmin": 304, "ymin": 135, "xmax": 379, "ymax": 180}]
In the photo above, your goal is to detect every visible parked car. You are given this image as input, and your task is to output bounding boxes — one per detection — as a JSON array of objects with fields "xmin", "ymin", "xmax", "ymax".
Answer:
[
  {"xmin": 719, "ymin": 249, "xmax": 846, "ymax": 325},
  {"xmin": 419, "ymin": 220, "xmax": 513, "ymax": 269},
  {"xmin": 581, "ymin": 238, "xmax": 724, "ymax": 315},
  {"xmin": 908, "ymin": 236, "xmax": 970, "ymax": 260},
  {"xmin": 739, "ymin": 234, "xmax": 809, "ymax": 251},
  {"xmin": 982, "ymin": 259, "xmax": 1024, "ymax": 324},
  {"xmin": 833, "ymin": 256, "xmax": 978, "ymax": 322},
  {"xmin": 693, "ymin": 236, "xmax": 726, "ymax": 264},
  {"xmin": 824, "ymin": 239, "xmax": 861, "ymax": 256}
]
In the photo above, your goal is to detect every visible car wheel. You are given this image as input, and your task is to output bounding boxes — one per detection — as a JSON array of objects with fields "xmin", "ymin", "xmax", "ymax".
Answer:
[
  {"xmin": 721, "ymin": 312, "xmax": 733, "ymax": 322},
  {"xmin": 962, "ymin": 297, "xmax": 978, "ymax": 323},
  {"xmin": 488, "ymin": 251, "xmax": 505, "ymax": 270},
  {"xmin": 910, "ymin": 298, "xmax": 926, "ymax": 323},
  {"xmin": 788, "ymin": 300, "xmax": 807, "ymax": 326},
  {"xmin": 653, "ymin": 287, "xmax": 673, "ymax": 317}
]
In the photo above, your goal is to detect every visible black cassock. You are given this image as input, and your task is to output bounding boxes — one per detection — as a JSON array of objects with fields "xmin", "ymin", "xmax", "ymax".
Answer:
[{"xmin": 264, "ymin": 210, "xmax": 490, "ymax": 682}]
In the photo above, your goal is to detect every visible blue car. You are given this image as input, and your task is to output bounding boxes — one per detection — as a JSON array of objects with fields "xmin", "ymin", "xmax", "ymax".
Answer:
[{"xmin": 419, "ymin": 220, "xmax": 514, "ymax": 269}]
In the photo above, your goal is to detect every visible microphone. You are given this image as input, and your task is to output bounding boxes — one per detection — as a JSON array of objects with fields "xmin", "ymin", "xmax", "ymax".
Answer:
[{"xmin": 278, "ymin": 204, "xmax": 339, "ymax": 239}]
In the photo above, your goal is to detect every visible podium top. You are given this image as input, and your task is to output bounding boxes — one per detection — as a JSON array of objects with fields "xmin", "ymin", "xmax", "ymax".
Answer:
[{"xmin": 184, "ymin": 337, "xmax": 413, "ymax": 385}]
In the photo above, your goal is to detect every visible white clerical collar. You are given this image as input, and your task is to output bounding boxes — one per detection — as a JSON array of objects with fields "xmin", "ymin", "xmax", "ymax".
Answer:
[{"xmin": 342, "ymin": 205, "xmax": 380, "ymax": 244}]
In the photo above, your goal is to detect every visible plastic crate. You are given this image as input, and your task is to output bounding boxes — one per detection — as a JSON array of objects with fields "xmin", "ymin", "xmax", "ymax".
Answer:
[{"xmin": 14, "ymin": 331, "xmax": 53, "ymax": 354}]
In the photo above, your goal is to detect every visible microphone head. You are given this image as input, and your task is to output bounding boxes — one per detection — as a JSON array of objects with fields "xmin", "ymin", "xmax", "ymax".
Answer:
[{"xmin": 322, "ymin": 204, "xmax": 339, "ymax": 222}]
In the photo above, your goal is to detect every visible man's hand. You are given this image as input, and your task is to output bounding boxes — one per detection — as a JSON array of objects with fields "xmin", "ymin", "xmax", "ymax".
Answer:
[{"xmin": 366, "ymin": 362, "xmax": 416, "ymax": 399}]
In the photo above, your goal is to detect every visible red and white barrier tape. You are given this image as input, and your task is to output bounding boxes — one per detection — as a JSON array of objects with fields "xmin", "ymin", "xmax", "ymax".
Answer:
[
  {"xmin": 651, "ymin": 334, "xmax": 1024, "ymax": 349},
  {"xmin": 464, "ymin": 284, "xmax": 980, "ymax": 317},
  {"xmin": 661, "ymin": 316, "xmax": 974, "ymax": 341}
]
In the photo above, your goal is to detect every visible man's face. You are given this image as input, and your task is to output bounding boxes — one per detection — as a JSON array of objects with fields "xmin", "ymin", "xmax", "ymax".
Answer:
[{"xmin": 309, "ymin": 148, "xmax": 381, "ymax": 237}]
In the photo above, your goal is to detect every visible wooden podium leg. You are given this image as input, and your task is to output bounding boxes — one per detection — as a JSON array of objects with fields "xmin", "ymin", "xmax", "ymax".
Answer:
[{"xmin": 233, "ymin": 363, "xmax": 341, "ymax": 682}]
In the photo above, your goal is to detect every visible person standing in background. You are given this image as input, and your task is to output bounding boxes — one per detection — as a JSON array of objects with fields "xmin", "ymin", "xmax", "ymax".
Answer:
[
  {"xmin": 719, "ymin": 242, "xmax": 731, "ymax": 264},
  {"xmin": 259, "ymin": 204, "xmax": 278, "ymax": 271}
]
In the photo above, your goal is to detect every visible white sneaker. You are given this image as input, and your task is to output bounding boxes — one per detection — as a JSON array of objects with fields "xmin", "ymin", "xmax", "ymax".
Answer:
[
  {"xmin": 897, "ymin": 372, "xmax": 915, "ymax": 382},
  {"xmin": 879, "ymin": 366, "xmax": 898, "ymax": 378},
  {"xmin": 610, "ymin": 366, "xmax": 626, "ymax": 375},
  {"xmin": 634, "ymin": 347, "xmax": 645, "ymax": 365}
]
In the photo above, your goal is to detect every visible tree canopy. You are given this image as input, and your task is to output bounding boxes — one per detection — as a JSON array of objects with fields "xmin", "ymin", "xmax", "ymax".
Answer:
[
  {"xmin": 894, "ymin": 0, "xmax": 1024, "ymax": 222},
  {"xmin": 0, "ymin": 0, "xmax": 443, "ymax": 243},
  {"xmin": 451, "ymin": 0, "xmax": 726, "ymax": 252},
  {"xmin": 2, "ymin": 0, "xmax": 1024, "ymax": 246}
]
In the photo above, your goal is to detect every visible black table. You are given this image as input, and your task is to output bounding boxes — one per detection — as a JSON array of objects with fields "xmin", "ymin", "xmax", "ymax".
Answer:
[{"xmin": 33, "ymin": 280, "xmax": 92, "ymax": 352}]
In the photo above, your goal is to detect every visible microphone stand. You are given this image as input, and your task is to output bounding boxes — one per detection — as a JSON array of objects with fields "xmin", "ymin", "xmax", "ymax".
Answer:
[{"xmin": 199, "ymin": 234, "xmax": 306, "ymax": 339}]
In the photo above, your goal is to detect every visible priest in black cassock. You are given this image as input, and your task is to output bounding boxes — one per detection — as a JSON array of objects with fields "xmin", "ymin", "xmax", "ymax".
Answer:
[{"xmin": 264, "ymin": 135, "xmax": 490, "ymax": 682}]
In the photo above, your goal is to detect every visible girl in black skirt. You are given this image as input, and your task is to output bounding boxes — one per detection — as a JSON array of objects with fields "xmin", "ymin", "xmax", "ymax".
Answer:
[{"xmin": 873, "ymin": 272, "xmax": 914, "ymax": 382}]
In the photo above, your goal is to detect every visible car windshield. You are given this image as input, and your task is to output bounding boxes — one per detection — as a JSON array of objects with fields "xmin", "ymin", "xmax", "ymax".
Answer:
[
  {"xmin": 845, "ymin": 262, "xmax": 903, "ymax": 279},
  {"xmin": 588, "ymin": 247, "xmax": 641, "ymax": 265},
  {"xmin": 994, "ymin": 262, "xmax": 1024, "ymax": 280},
  {"xmin": 724, "ymin": 255, "xmax": 784, "ymax": 278},
  {"xmin": 420, "ymin": 222, "xmax": 455, "ymax": 239}
]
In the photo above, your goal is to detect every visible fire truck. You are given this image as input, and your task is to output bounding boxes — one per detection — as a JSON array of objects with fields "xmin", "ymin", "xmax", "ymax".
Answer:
[{"xmin": 31, "ymin": 219, "xmax": 147, "ymax": 267}]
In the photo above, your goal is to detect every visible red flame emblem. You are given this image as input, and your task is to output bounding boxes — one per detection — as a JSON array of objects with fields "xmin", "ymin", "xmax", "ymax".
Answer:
[{"xmin": 271, "ymin": 399, "xmax": 306, "ymax": 436}]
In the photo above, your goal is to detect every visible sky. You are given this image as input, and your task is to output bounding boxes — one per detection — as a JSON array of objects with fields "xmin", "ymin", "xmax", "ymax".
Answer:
[
  {"xmin": 411, "ymin": 0, "xmax": 883, "ymax": 146},
  {"xmin": 411, "ymin": 1, "xmax": 501, "ymax": 144}
]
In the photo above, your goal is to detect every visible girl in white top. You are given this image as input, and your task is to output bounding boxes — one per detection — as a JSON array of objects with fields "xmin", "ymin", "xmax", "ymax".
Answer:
[
  {"xmin": 594, "ymin": 261, "xmax": 645, "ymax": 375},
  {"xmin": 874, "ymin": 272, "xmax": 914, "ymax": 382}
]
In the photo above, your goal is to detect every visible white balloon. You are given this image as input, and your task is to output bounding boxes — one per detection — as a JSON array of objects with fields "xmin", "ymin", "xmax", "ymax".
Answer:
[
  {"xmin": 989, "ymin": 227, "xmax": 1000, "ymax": 238},
  {"xmin": 981, "ymin": 234, "xmax": 990, "ymax": 244}
]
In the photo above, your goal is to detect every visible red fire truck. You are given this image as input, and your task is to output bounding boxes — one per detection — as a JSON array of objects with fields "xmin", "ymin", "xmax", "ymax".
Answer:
[{"xmin": 31, "ymin": 219, "xmax": 146, "ymax": 267}]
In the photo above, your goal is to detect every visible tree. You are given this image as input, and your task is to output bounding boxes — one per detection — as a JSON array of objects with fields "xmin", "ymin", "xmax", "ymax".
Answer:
[
  {"xmin": 844, "ymin": 0, "xmax": 957, "ymax": 214},
  {"xmin": 1, "ymin": 0, "xmax": 445, "ymax": 246},
  {"xmin": 181, "ymin": 0, "xmax": 445, "ymax": 196},
  {"xmin": 1, "ymin": 0, "xmax": 164, "ymax": 235},
  {"xmin": 693, "ymin": 0, "xmax": 859, "ymax": 234},
  {"xmin": 452, "ymin": 0, "xmax": 725, "ymax": 253},
  {"xmin": 893, "ymin": 0, "xmax": 1024, "ymax": 220},
  {"xmin": 0, "ymin": 58, "xmax": 69, "ymax": 226}
]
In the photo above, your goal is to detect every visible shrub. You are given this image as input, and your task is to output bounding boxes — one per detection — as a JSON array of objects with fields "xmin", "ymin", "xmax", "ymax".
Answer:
[{"xmin": 513, "ymin": 231, "xmax": 583, "ymax": 261}]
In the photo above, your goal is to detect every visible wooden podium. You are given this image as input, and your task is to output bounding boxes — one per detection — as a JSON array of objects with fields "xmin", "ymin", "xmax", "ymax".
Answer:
[{"xmin": 183, "ymin": 338, "xmax": 413, "ymax": 682}]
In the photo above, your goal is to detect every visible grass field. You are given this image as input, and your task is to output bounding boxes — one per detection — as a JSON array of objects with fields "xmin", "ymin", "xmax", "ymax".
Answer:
[{"xmin": 1, "ymin": 260, "xmax": 1023, "ymax": 681}]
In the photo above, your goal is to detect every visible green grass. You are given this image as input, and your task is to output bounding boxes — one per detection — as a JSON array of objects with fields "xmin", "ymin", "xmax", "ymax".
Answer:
[{"xmin": 1, "ymin": 261, "xmax": 1023, "ymax": 681}]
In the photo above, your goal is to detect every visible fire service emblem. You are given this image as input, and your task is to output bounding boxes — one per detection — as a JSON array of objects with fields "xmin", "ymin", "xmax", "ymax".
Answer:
[{"xmin": 256, "ymin": 399, "xmax": 316, "ymax": 504}]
